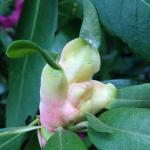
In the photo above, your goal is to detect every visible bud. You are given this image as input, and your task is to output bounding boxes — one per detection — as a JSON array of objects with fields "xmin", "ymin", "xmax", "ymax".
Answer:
[
  {"xmin": 59, "ymin": 38, "xmax": 100, "ymax": 83},
  {"xmin": 81, "ymin": 81, "xmax": 117, "ymax": 114},
  {"xmin": 62, "ymin": 80, "xmax": 117, "ymax": 123},
  {"xmin": 40, "ymin": 64, "xmax": 68, "ymax": 131},
  {"xmin": 39, "ymin": 38, "xmax": 117, "ymax": 148}
]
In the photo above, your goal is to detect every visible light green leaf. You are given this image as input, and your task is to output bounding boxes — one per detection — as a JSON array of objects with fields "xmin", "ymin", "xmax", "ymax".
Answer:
[
  {"xmin": 80, "ymin": 0, "xmax": 101, "ymax": 49},
  {"xmin": 110, "ymin": 84, "xmax": 150, "ymax": 108},
  {"xmin": 0, "ymin": 126, "xmax": 41, "ymax": 137},
  {"xmin": 88, "ymin": 108, "xmax": 150, "ymax": 150},
  {"xmin": 44, "ymin": 128, "xmax": 87, "ymax": 150}
]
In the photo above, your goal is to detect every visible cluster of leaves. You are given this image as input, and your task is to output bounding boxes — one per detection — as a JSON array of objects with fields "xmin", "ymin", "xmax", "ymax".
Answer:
[{"xmin": 0, "ymin": 0, "xmax": 150, "ymax": 150}]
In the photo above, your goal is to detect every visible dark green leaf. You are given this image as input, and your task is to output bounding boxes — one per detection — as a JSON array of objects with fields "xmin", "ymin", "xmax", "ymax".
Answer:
[
  {"xmin": 86, "ymin": 113, "xmax": 113, "ymax": 133},
  {"xmin": 111, "ymin": 83, "xmax": 150, "ymax": 108},
  {"xmin": 88, "ymin": 108, "xmax": 150, "ymax": 150},
  {"xmin": 92, "ymin": 0, "xmax": 150, "ymax": 60},
  {"xmin": 0, "ymin": 134, "xmax": 25, "ymax": 150},
  {"xmin": 24, "ymin": 132, "xmax": 41, "ymax": 150},
  {"xmin": 58, "ymin": 0, "xmax": 83, "ymax": 28},
  {"xmin": 16, "ymin": 0, "xmax": 58, "ymax": 49},
  {"xmin": 6, "ymin": 40, "xmax": 61, "ymax": 70},
  {"xmin": 0, "ymin": 119, "xmax": 39, "ymax": 149},
  {"xmin": 44, "ymin": 128, "xmax": 87, "ymax": 150},
  {"xmin": 6, "ymin": 0, "xmax": 58, "ymax": 127},
  {"xmin": 80, "ymin": 0, "xmax": 101, "ymax": 49},
  {"xmin": 6, "ymin": 40, "xmax": 39, "ymax": 58}
]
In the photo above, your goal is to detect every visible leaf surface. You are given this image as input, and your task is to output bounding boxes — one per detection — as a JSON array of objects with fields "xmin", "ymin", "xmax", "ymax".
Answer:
[
  {"xmin": 80, "ymin": 0, "xmax": 101, "ymax": 49},
  {"xmin": 92, "ymin": 0, "xmax": 150, "ymax": 60},
  {"xmin": 111, "ymin": 84, "xmax": 150, "ymax": 108},
  {"xmin": 6, "ymin": 0, "xmax": 58, "ymax": 127},
  {"xmin": 88, "ymin": 108, "xmax": 150, "ymax": 150},
  {"xmin": 44, "ymin": 129, "xmax": 87, "ymax": 150}
]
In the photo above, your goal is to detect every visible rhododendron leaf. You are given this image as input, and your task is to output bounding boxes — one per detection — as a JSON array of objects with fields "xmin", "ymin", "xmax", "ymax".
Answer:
[
  {"xmin": 92, "ymin": 0, "xmax": 150, "ymax": 60},
  {"xmin": 44, "ymin": 128, "xmax": 87, "ymax": 150},
  {"xmin": 80, "ymin": 0, "xmax": 101, "ymax": 49},
  {"xmin": 6, "ymin": 0, "xmax": 58, "ymax": 129},
  {"xmin": 86, "ymin": 113, "xmax": 113, "ymax": 134},
  {"xmin": 6, "ymin": 40, "xmax": 61, "ymax": 70},
  {"xmin": 24, "ymin": 133, "xmax": 41, "ymax": 150},
  {"xmin": 6, "ymin": 40, "xmax": 41, "ymax": 58},
  {"xmin": 110, "ymin": 84, "xmax": 150, "ymax": 108},
  {"xmin": 0, "ymin": 134, "xmax": 24, "ymax": 150},
  {"xmin": 88, "ymin": 108, "xmax": 150, "ymax": 150}
]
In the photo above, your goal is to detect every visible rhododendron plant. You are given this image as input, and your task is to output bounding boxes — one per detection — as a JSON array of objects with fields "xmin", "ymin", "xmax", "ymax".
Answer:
[
  {"xmin": 38, "ymin": 38, "xmax": 117, "ymax": 147},
  {"xmin": 2, "ymin": 0, "xmax": 150, "ymax": 149}
]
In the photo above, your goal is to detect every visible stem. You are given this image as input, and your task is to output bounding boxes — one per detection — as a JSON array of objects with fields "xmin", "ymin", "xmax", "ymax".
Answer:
[
  {"xmin": 0, "ymin": 118, "xmax": 40, "ymax": 137},
  {"xmin": 38, "ymin": 48, "xmax": 62, "ymax": 70},
  {"xmin": 29, "ymin": 118, "xmax": 39, "ymax": 126}
]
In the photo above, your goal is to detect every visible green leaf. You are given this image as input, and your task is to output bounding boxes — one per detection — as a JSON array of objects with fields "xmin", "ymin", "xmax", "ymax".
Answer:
[
  {"xmin": 6, "ymin": 0, "xmax": 58, "ymax": 127},
  {"xmin": 6, "ymin": 40, "xmax": 61, "ymax": 70},
  {"xmin": 88, "ymin": 108, "xmax": 150, "ymax": 150},
  {"xmin": 0, "ymin": 119, "xmax": 39, "ymax": 150},
  {"xmin": 44, "ymin": 128, "xmax": 87, "ymax": 150},
  {"xmin": 0, "ymin": 126, "xmax": 41, "ymax": 137},
  {"xmin": 111, "ymin": 84, "xmax": 150, "ymax": 108},
  {"xmin": 24, "ymin": 132, "xmax": 41, "ymax": 150},
  {"xmin": 92, "ymin": 0, "xmax": 150, "ymax": 60},
  {"xmin": 0, "ymin": 134, "xmax": 25, "ymax": 150},
  {"xmin": 6, "ymin": 40, "xmax": 39, "ymax": 58},
  {"xmin": 16, "ymin": 0, "xmax": 58, "ymax": 49},
  {"xmin": 86, "ymin": 113, "xmax": 114, "ymax": 133},
  {"xmin": 80, "ymin": 0, "xmax": 101, "ymax": 49}
]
